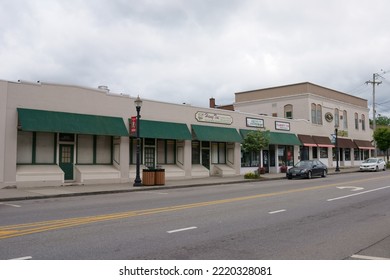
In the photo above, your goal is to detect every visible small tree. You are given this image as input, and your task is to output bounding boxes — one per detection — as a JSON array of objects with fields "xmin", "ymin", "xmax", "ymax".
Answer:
[
  {"xmin": 242, "ymin": 130, "xmax": 270, "ymax": 170},
  {"xmin": 373, "ymin": 127, "xmax": 390, "ymax": 162}
]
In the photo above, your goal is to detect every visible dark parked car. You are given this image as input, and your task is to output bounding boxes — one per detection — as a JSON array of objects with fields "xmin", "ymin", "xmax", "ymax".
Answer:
[{"xmin": 286, "ymin": 160, "xmax": 328, "ymax": 179}]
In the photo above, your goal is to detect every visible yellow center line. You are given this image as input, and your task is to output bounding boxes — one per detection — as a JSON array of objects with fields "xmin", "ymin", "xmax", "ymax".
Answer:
[{"xmin": 1, "ymin": 174, "xmax": 389, "ymax": 240}]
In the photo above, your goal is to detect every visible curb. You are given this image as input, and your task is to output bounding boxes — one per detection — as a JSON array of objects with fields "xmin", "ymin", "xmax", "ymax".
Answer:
[{"xmin": 0, "ymin": 170, "xmax": 360, "ymax": 202}]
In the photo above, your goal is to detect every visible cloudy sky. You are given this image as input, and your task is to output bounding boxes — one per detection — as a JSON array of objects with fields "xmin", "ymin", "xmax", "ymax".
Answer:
[{"xmin": 1, "ymin": 0, "xmax": 389, "ymax": 115}]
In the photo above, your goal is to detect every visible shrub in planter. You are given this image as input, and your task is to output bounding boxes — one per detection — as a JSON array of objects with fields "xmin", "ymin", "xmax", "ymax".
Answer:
[
  {"xmin": 244, "ymin": 172, "xmax": 259, "ymax": 179},
  {"xmin": 280, "ymin": 165, "xmax": 287, "ymax": 173}
]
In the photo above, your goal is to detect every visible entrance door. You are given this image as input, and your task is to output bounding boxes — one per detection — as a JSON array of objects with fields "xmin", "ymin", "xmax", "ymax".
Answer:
[
  {"xmin": 59, "ymin": 144, "xmax": 74, "ymax": 180},
  {"xmin": 201, "ymin": 149, "xmax": 210, "ymax": 170}
]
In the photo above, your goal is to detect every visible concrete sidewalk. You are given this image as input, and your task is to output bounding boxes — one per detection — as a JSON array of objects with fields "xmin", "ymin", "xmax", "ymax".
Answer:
[{"xmin": 0, "ymin": 167, "xmax": 360, "ymax": 202}]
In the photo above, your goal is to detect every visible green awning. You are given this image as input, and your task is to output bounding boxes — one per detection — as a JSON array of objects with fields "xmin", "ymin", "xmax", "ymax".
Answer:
[
  {"xmin": 269, "ymin": 131, "xmax": 301, "ymax": 145},
  {"xmin": 17, "ymin": 108, "xmax": 128, "ymax": 136},
  {"xmin": 192, "ymin": 124, "xmax": 242, "ymax": 142},
  {"xmin": 136, "ymin": 120, "xmax": 192, "ymax": 140}
]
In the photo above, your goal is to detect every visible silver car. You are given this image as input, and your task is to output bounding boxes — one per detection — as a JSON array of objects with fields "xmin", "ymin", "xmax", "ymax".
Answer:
[{"xmin": 359, "ymin": 158, "xmax": 386, "ymax": 172}]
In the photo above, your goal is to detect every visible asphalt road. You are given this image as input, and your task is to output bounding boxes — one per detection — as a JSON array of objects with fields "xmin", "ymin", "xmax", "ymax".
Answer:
[{"xmin": 1, "ymin": 171, "xmax": 390, "ymax": 260}]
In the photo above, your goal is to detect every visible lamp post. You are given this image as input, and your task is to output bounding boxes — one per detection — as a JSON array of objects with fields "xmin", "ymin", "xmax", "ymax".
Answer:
[
  {"xmin": 133, "ymin": 96, "xmax": 143, "ymax": 186},
  {"xmin": 335, "ymin": 125, "xmax": 340, "ymax": 172}
]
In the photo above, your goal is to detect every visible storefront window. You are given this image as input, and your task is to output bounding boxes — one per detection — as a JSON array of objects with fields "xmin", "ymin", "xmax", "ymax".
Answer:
[
  {"xmin": 17, "ymin": 131, "xmax": 33, "ymax": 164},
  {"xmin": 320, "ymin": 147, "xmax": 328, "ymax": 158},
  {"xmin": 312, "ymin": 147, "xmax": 318, "ymax": 159},
  {"xmin": 354, "ymin": 149, "xmax": 360, "ymax": 161},
  {"xmin": 300, "ymin": 146, "xmax": 309, "ymax": 161},
  {"xmin": 96, "ymin": 136, "xmax": 112, "ymax": 164},
  {"xmin": 211, "ymin": 142, "xmax": 226, "ymax": 164},
  {"xmin": 192, "ymin": 141, "xmax": 200, "ymax": 164},
  {"xmin": 17, "ymin": 131, "xmax": 56, "ymax": 164},
  {"xmin": 241, "ymin": 151, "xmax": 259, "ymax": 167},
  {"xmin": 345, "ymin": 148, "xmax": 351, "ymax": 161},
  {"xmin": 270, "ymin": 145, "xmax": 276, "ymax": 167},
  {"xmin": 157, "ymin": 139, "xmax": 176, "ymax": 164},
  {"xmin": 278, "ymin": 145, "xmax": 294, "ymax": 166},
  {"xmin": 36, "ymin": 132, "xmax": 56, "ymax": 164}
]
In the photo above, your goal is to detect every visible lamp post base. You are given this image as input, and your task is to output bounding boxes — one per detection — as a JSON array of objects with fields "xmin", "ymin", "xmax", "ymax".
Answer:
[{"xmin": 133, "ymin": 180, "xmax": 143, "ymax": 187}]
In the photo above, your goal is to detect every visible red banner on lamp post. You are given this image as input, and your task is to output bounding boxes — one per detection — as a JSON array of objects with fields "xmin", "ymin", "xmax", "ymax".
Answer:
[{"xmin": 130, "ymin": 116, "xmax": 137, "ymax": 134}]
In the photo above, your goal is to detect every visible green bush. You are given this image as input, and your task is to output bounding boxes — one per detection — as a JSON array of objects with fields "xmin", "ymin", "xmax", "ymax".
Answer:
[{"xmin": 244, "ymin": 172, "xmax": 259, "ymax": 179}]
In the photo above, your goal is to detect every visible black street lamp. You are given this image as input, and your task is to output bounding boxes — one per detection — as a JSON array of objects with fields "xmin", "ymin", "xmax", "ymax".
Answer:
[
  {"xmin": 133, "ymin": 96, "xmax": 143, "ymax": 186},
  {"xmin": 335, "ymin": 125, "xmax": 340, "ymax": 172}
]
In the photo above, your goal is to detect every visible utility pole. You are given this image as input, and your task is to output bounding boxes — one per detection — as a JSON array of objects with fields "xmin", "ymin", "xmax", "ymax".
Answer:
[{"xmin": 366, "ymin": 73, "xmax": 382, "ymax": 157}]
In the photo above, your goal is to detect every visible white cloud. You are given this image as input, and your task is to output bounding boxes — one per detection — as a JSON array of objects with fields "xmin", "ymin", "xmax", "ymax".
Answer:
[{"xmin": 0, "ymin": 0, "xmax": 389, "ymax": 115}]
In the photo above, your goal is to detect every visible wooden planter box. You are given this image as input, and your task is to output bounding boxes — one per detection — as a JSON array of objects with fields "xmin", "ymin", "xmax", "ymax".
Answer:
[
  {"xmin": 155, "ymin": 169, "xmax": 165, "ymax": 185},
  {"xmin": 142, "ymin": 169, "xmax": 155, "ymax": 186}
]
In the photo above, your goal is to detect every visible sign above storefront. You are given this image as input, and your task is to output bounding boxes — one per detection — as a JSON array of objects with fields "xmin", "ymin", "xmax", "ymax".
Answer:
[
  {"xmin": 275, "ymin": 121, "xmax": 290, "ymax": 131},
  {"xmin": 195, "ymin": 111, "xmax": 233, "ymax": 125},
  {"xmin": 246, "ymin": 117, "xmax": 264, "ymax": 128}
]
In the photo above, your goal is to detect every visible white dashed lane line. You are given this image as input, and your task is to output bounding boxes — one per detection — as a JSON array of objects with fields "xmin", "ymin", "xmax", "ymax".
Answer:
[
  {"xmin": 9, "ymin": 256, "xmax": 32, "ymax": 260},
  {"xmin": 351, "ymin": 254, "xmax": 390, "ymax": 260},
  {"xmin": 268, "ymin": 209, "xmax": 286, "ymax": 214},
  {"xmin": 0, "ymin": 203, "xmax": 21, "ymax": 208},
  {"xmin": 167, "ymin": 226, "xmax": 198, "ymax": 234}
]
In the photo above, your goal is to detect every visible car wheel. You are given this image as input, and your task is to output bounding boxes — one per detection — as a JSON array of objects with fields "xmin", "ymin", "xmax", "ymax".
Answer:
[
  {"xmin": 307, "ymin": 171, "xmax": 312, "ymax": 179},
  {"xmin": 321, "ymin": 170, "xmax": 327, "ymax": 177},
  {"xmin": 287, "ymin": 176, "xmax": 292, "ymax": 180},
  {"xmin": 376, "ymin": 166, "xmax": 379, "ymax": 172}
]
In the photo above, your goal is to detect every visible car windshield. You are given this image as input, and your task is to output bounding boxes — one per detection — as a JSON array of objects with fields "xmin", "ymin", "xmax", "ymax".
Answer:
[
  {"xmin": 363, "ymin": 158, "xmax": 378, "ymax": 163},
  {"xmin": 295, "ymin": 161, "xmax": 312, "ymax": 168}
]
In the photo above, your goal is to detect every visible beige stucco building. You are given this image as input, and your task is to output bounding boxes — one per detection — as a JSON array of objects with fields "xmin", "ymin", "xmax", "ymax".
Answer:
[
  {"xmin": 234, "ymin": 82, "xmax": 374, "ymax": 168},
  {"xmin": 0, "ymin": 80, "xmax": 374, "ymax": 188}
]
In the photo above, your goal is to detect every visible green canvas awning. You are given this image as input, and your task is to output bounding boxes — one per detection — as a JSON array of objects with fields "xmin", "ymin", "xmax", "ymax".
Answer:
[
  {"xmin": 136, "ymin": 120, "xmax": 192, "ymax": 140},
  {"xmin": 17, "ymin": 108, "xmax": 128, "ymax": 136},
  {"xmin": 240, "ymin": 129, "xmax": 301, "ymax": 146},
  {"xmin": 269, "ymin": 131, "xmax": 302, "ymax": 146},
  {"xmin": 192, "ymin": 124, "xmax": 242, "ymax": 142}
]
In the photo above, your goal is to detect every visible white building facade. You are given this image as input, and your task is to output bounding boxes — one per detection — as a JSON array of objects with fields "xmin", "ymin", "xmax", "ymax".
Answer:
[{"xmin": 0, "ymin": 80, "xmax": 374, "ymax": 188}]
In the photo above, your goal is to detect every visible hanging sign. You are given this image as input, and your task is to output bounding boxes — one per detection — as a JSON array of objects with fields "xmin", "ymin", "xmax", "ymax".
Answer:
[{"xmin": 130, "ymin": 116, "xmax": 137, "ymax": 134}]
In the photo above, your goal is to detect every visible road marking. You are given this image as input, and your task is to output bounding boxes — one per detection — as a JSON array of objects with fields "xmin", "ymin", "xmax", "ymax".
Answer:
[
  {"xmin": 167, "ymin": 226, "xmax": 197, "ymax": 233},
  {"xmin": 351, "ymin": 254, "xmax": 390, "ymax": 260},
  {"xmin": 1, "ymin": 175, "xmax": 390, "ymax": 240},
  {"xmin": 337, "ymin": 186, "xmax": 364, "ymax": 191},
  {"xmin": 327, "ymin": 186, "xmax": 390, "ymax": 202},
  {"xmin": 0, "ymin": 203, "xmax": 21, "ymax": 208},
  {"xmin": 9, "ymin": 256, "xmax": 32, "ymax": 260},
  {"xmin": 268, "ymin": 209, "xmax": 286, "ymax": 214}
]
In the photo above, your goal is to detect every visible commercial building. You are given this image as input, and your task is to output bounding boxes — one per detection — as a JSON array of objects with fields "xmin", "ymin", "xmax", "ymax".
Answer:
[
  {"xmin": 234, "ymin": 82, "xmax": 374, "ymax": 170},
  {"xmin": 0, "ymin": 80, "xmax": 373, "ymax": 188}
]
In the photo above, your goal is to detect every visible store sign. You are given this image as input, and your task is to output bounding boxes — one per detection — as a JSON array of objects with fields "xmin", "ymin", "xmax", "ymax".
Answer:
[
  {"xmin": 246, "ymin": 117, "xmax": 264, "ymax": 128},
  {"xmin": 130, "ymin": 116, "xmax": 137, "ymax": 134},
  {"xmin": 325, "ymin": 112, "xmax": 333, "ymax": 122},
  {"xmin": 275, "ymin": 121, "xmax": 290, "ymax": 131},
  {"xmin": 195, "ymin": 111, "xmax": 233, "ymax": 125}
]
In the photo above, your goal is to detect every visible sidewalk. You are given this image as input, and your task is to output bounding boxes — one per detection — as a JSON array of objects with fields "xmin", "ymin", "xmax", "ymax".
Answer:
[{"xmin": 0, "ymin": 167, "xmax": 360, "ymax": 202}]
